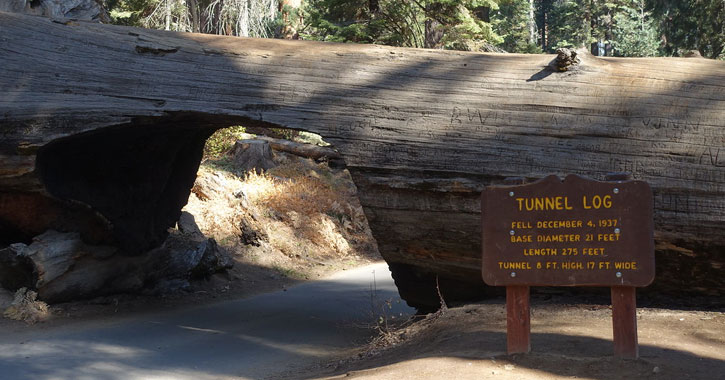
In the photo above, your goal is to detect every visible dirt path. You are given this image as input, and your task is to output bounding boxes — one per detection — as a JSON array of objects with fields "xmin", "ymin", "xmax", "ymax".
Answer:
[
  {"xmin": 283, "ymin": 299, "xmax": 724, "ymax": 380},
  {"xmin": 0, "ymin": 263, "xmax": 412, "ymax": 380}
]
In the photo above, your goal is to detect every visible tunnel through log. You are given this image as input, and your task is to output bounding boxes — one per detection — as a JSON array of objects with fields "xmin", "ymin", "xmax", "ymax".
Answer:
[
  {"xmin": 1, "ymin": 11, "xmax": 724, "ymax": 308},
  {"xmin": 35, "ymin": 118, "xmax": 217, "ymax": 253}
]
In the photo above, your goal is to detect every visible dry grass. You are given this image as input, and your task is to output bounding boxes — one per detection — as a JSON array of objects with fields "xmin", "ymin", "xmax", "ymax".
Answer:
[
  {"xmin": 185, "ymin": 168, "xmax": 245, "ymax": 241},
  {"xmin": 183, "ymin": 149, "xmax": 379, "ymax": 282},
  {"xmin": 240, "ymin": 161, "xmax": 370, "ymax": 255},
  {"xmin": 3, "ymin": 288, "xmax": 50, "ymax": 324}
]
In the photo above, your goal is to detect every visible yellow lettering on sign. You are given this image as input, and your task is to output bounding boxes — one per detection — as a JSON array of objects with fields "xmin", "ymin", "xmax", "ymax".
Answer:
[
  {"xmin": 561, "ymin": 262, "xmax": 584, "ymax": 270},
  {"xmin": 536, "ymin": 220, "xmax": 583, "ymax": 229},
  {"xmin": 614, "ymin": 261, "xmax": 638, "ymax": 270},
  {"xmin": 523, "ymin": 248, "xmax": 558, "ymax": 256},
  {"xmin": 511, "ymin": 221, "xmax": 533, "ymax": 229},
  {"xmin": 582, "ymin": 195, "xmax": 613, "ymax": 209},
  {"xmin": 510, "ymin": 235, "xmax": 533, "ymax": 243},
  {"xmin": 598, "ymin": 233, "xmax": 620, "ymax": 242},
  {"xmin": 516, "ymin": 197, "xmax": 573, "ymax": 211},
  {"xmin": 498, "ymin": 262, "xmax": 532, "ymax": 270},
  {"xmin": 582, "ymin": 248, "xmax": 605, "ymax": 255},
  {"xmin": 537, "ymin": 234, "xmax": 581, "ymax": 243}
]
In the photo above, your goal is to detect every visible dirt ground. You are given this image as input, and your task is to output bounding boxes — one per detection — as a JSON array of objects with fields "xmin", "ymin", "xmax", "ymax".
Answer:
[{"xmin": 278, "ymin": 295, "xmax": 724, "ymax": 380}]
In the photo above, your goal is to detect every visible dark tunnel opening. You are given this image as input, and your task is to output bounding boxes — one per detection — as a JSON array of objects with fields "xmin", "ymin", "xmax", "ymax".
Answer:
[{"xmin": 35, "ymin": 116, "xmax": 220, "ymax": 255}]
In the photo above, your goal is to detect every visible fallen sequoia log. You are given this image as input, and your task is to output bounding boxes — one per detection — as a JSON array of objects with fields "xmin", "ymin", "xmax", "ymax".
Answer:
[
  {"xmin": 0, "ymin": 229, "xmax": 232, "ymax": 303},
  {"xmin": 1, "ymin": 12, "xmax": 723, "ymax": 307},
  {"xmin": 251, "ymin": 135, "xmax": 343, "ymax": 161}
]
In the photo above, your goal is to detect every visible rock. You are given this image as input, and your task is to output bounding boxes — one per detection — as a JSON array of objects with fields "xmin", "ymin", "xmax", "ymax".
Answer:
[
  {"xmin": 231, "ymin": 140, "xmax": 277, "ymax": 174},
  {"xmin": 190, "ymin": 238, "xmax": 233, "ymax": 279},
  {"xmin": 192, "ymin": 171, "xmax": 230, "ymax": 201},
  {"xmin": 177, "ymin": 211, "xmax": 205, "ymax": 241},
  {"xmin": 240, "ymin": 217, "xmax": 264, "ymax": 247}
]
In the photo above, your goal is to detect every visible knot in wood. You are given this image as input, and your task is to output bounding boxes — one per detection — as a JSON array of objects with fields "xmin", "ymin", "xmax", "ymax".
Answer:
[{"xmin": 555, "ymin": 48, "xmax": 580, "ymax": 72}]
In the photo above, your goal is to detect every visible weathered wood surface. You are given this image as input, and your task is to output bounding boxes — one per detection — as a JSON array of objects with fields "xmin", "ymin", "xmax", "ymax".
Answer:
[
  {"xmin": 1, "ymin": 12, "xmax": 724, "ymax": 307},
  {"xmin": 0, "ymin": 229, "xmax": 232, "ymax": 303}
]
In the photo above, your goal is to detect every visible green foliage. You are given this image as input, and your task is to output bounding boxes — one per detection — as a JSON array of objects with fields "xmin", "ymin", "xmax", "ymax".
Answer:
[
  {"xmin": 547, "ymin": 0, "xmax": 592, "ymax": 50},
  {"xmin": 647, "ymin": 0, "xmax": 724, "ymax": 58},
  {"xmin": 299, "ymin": 0, "xmax": 377, "ymax": 43},
  {"xmin": 440, "ymin": 2, "xmax": 503, "ymax": 50},
  {"xmin": 203, "ymin": 126, "xmax": 247, "ymax": 159},
  {"xmin": 106, "ymin": 0, "xmax": 720, "ymax": 59},
  {"xmin": 268, "ymin": 128, "xmax": 299, "ymax": 140},
  {"xmin": 611, "ymin": 0, "xmax": 659, "ymax": 56},
  {"xmin": 107, "ymin": 0, "xmax": 152, "ymax": 26},
  {"xmin": 493, "ymin": 0, "xmax": 542, "ymax": 53},
  {"xmin": 301, "ymin": 0, "xmax": 502, "ymax": 51}
]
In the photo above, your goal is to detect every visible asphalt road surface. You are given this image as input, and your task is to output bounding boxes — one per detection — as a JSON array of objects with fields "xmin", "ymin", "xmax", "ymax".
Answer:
[{"xmin": 0, "ymin": 262, "xmax": 412, "ymax": 380}]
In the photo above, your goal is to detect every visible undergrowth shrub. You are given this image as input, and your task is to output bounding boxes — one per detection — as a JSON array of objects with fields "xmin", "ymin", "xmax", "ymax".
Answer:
[{"xmin": 203, "ymin": 126, "xmax": 246, "ymax": 159}]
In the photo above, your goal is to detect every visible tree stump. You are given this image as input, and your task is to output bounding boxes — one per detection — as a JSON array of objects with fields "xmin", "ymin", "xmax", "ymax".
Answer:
[{"xmin": 231, "ymin": 140, "xmax": 277, "ymax": 175}]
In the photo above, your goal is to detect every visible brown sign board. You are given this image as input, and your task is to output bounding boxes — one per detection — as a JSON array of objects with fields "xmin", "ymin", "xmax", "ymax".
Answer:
[{"xmin": 482, "ymin": 174, "xmax": 654, "ymax": 287}]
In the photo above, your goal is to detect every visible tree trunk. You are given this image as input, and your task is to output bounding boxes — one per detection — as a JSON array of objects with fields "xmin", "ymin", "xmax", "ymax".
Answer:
[
  {"xmin": 529, "ymin": 0, "xmax": 536, "ymax": 45},
  {"xmin": 1, "ymin": 12, "xmax": 724, "ymax": 307},
  {"xmin": 368, "ymin": 0, "xmax": 379, "ymax": 14},
  {"xmin": 424, "ymin": 2, "xmax": 443, "ymax": 49},
  {"xmin": 278, "ymin": 0, "xmax": 302, "ymax": 39},
  {"xmin": 187, "ymin": 0, "xmax": 200, "ymax": 33},
  {"xmin": 230, "ymin": 139, "xmax": 277, "ymax": 174}
]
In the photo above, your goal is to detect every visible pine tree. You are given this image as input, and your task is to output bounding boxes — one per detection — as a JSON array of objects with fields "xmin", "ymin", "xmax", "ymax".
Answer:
[
  {"xmin": 611, "ymin": 0, "xmax": 659, "ymax": 56},
  {"xmin": 493, "ymin": 0, "xmax": 542, "ymax": 53},
  {"xmin": 301, "ymin": 0, "xmax": 502, "ymax": 51},
  {"xmin": 647, "ymin": 0, "xmax": 724, "ymax": 59}
]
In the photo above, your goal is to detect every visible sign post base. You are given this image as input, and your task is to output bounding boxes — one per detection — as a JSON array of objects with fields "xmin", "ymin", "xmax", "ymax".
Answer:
[
  {"xmin": 506, "ymin": 285, "xmax": 531, "ymax": 354},
  {"xmin": 611, "ymin": 286, "xmax": 638, "ymax": 359}
]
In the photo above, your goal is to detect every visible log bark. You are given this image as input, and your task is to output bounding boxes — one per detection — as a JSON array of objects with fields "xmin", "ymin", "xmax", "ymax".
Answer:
[
  {"xmin": 1, "ymin": 12, "xmax": 724, "ymax": 307},
  {"xmin": 0, "ymin": 229, "xmax": 232, "ymax": 303}
]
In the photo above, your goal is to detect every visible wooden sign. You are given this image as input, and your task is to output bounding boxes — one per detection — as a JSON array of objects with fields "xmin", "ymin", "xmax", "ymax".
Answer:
[
  {"xmin": 482, "ymin": 174, "xmax": 654, "ymax": 287},
  {"xmin": 481, "ymin": 174, "xmax": 654, "ymax": 358}
]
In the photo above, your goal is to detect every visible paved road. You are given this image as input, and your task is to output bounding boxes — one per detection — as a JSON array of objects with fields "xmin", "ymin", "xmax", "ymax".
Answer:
[{"xmin": 0, "ymin": 263, "xmax": 412, "ymax": 380}]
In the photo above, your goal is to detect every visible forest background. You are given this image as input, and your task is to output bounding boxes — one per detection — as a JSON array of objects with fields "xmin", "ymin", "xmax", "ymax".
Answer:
[{"xmin": 106, "ymin": 0, "xmax": 723, "ymax": 59}]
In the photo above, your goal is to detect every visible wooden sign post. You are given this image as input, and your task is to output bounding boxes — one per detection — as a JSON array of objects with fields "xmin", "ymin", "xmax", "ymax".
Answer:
[{"xmin": 482, "ymin": 174, "xmax": 654, "ymax": 359}]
